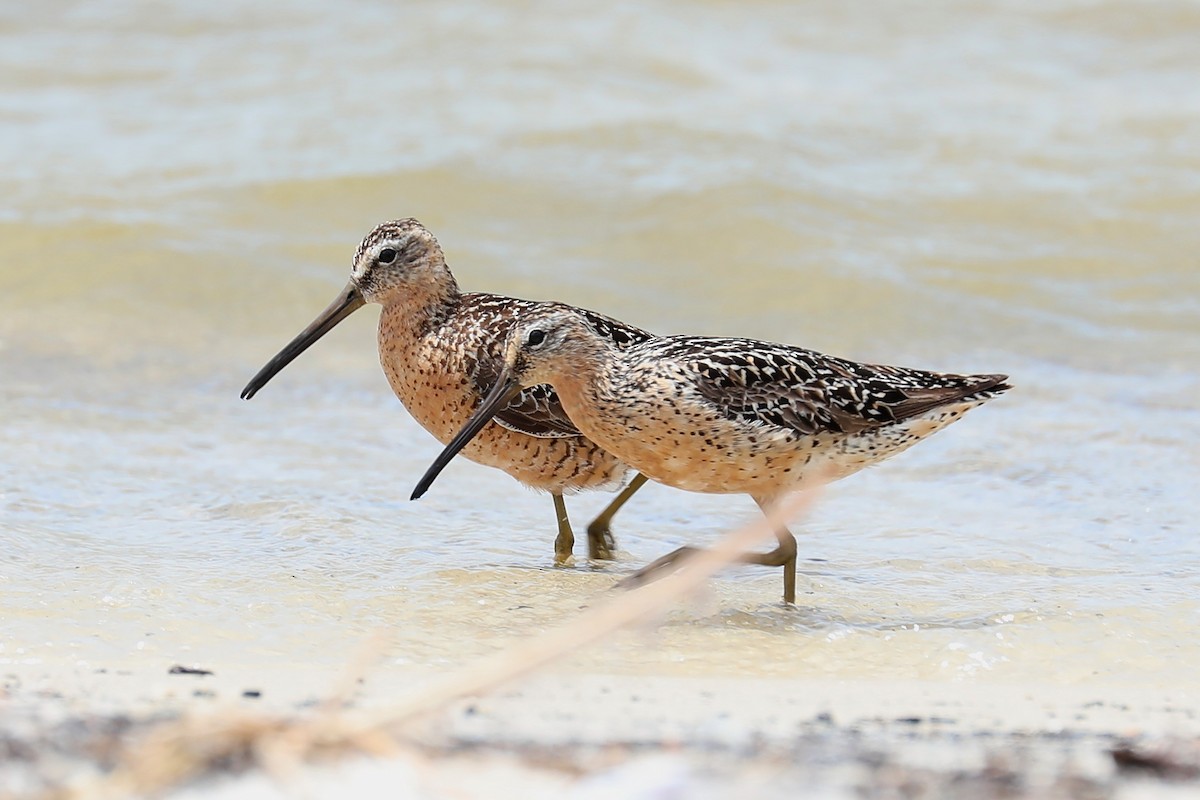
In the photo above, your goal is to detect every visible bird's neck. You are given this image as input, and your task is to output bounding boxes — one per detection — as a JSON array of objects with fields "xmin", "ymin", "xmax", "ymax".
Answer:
[
  {"xmin": 378, "ymin": 262, "xmax": 463, "ymax": 341},
  {"xmin": 543, "ymin": 339, "xmax": 622, "ymax": 439}
]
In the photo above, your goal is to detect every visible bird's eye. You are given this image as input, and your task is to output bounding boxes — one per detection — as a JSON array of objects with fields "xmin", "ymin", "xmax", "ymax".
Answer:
[
  {"xmin": 526, "ymin": 329, "xmax": 547, "ymax": 347},
  {"xmin": 378, "ymin": 248, "xmax": 397, "ymax": 264}
]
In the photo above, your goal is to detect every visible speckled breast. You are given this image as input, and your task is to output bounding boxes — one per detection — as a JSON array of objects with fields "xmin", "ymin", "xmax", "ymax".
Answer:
[{"xmin": 376, "ymin": 302, "xmax": 629, "ymax": 494}]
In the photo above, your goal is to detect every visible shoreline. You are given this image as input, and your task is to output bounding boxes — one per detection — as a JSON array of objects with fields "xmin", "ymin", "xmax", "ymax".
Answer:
[{"xmin": 5, "ymin": 662, "xmax": 1198, "ymax": 798}]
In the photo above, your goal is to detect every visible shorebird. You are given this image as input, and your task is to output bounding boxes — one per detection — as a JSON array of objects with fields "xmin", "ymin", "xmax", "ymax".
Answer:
[
  {"xmin": 411, "ymin": 306, "xmax": 1010, "ymax": 603},
  {"xmin": 241, "ymin": 219, "xmax": 653, "ymax": 564}
]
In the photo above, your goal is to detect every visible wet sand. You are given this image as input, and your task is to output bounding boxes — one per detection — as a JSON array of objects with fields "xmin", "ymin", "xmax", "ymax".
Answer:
[
  {"xmin": 4, "ymin": 643, "xmax": 1199, "ymax": 798},
  {"xmin": 5, "ymin": 509, "xmax": 1200, "ymax": 800}
]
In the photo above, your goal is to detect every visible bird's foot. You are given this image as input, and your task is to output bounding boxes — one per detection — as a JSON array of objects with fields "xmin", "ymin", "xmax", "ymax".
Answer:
[{"xmin": 585, "ymin": 521, "xmax": 618, "ymax": 561}]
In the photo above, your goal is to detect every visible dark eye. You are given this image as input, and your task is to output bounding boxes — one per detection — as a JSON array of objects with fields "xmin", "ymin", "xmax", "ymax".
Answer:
[
  {"xmin": 526, "ymin": 329, "xmax": 546, "ymax": 347},
  {"xmin": 377, "ymin": 248, "xmax": 397, "ymax": 264}
]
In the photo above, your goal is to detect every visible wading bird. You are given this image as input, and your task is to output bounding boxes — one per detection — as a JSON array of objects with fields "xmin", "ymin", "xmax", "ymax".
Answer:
[
  {"xmin": 412, "ymin": 306, "xmax": 1010, "ymax": 603},
  {"xmin": 242, "ymin": 220, "xmax": 652, "ymax": 564}
]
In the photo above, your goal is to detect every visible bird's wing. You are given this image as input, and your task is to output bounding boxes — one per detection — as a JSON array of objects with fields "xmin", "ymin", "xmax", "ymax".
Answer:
[{"xmin": 681, "ymin": 337, "xmax": 1008, "ymax": 436}]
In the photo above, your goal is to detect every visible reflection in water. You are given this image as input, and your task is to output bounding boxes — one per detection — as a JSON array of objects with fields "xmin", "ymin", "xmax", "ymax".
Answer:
[{"xmin": 1, "ymin": 0, "xmax": 1198, "ymax": 691}]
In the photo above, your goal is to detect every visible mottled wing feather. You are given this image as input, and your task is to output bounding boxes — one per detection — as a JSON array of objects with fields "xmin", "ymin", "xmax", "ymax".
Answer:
[
  {"xmin": 461, "ymin": 295, "xmax": 654, "ymax": 439},
  {"xmin": 492, "ymin": 381, "xmax": 582, "ymax": 438},
  {"xmin": 675, "ymin": 337, "xmax": 1008, "ymax": 436}
]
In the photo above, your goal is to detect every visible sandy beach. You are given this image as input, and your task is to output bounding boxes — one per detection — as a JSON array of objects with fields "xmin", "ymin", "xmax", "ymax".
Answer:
[
  {"xmin": 5, "ymin": 611, "xmax": 1199, "ymax": 798},
  {"xmin": 6, "ymin": 499, "xmax": 1200, "ymax": 799}
]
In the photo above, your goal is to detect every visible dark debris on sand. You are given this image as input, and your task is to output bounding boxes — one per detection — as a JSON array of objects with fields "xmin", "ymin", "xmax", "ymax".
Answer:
[{"xmin": 4, "ymin": 706, "xmax": 1198, "ymax": 800}]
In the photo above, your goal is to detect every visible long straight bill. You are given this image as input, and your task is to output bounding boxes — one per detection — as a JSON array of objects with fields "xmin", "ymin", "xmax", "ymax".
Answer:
[
  {"xmin": 410, "ymin": 371, "xmax": 524, "ymax": 500},
  {"xmin": 240, "ymin": 281, "xmax": 366, "ymax": 399}
]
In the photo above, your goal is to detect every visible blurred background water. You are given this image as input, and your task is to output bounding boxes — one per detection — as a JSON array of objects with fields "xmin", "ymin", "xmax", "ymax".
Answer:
[{"xmin": 1, "ymin": 0, "xmax": 1198, "ymax": 689}]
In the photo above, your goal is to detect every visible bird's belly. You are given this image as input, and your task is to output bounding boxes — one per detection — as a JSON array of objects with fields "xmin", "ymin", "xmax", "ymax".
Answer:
[
  {"xmin": 579, "ymin": 413, "xmax": 830, "ymax": 496},
  {"xmin": 379, "ymin": 345, "xmax": 627, "ymax": 493},
  {"xmin": 619, "ymin": 441, "xmax": 830, "ymax": 495},
  {"xmin": 574, "ymin": 389, "xmax": 993, "ymax": 496}
]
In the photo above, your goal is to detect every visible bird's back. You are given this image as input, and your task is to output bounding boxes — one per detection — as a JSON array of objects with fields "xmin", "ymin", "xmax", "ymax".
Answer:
[
  {"xmin": 627, "ymin": 335, "xmax": 1007, "ymax": 436},
  {"xmin": 570, "ymin": 333, "xmax": 1008, "ymax": 495}
]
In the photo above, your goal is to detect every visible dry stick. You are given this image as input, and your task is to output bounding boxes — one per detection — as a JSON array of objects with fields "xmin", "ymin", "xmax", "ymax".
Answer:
[{"xmin": 352, "ymin": 485, "xmax": 823, "ymax": 734}]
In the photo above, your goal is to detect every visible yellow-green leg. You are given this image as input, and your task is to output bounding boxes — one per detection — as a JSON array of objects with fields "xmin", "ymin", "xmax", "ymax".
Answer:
[
  {"xmin": 752, "ymin": 495, "xmax": 797, "ymax": 604},
  {"xmin": 585, "ymin": 473, "xmax": 649, "ymax": 560},
  {"xmin": 552, "ymin": 493, "xmax": 574, "ymax": 566}
]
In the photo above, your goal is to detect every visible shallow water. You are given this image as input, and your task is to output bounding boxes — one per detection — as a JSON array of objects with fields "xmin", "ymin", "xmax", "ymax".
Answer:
[{"xmin": 2, "ymin": 0, "xmax": 1198, "ymax": 695}]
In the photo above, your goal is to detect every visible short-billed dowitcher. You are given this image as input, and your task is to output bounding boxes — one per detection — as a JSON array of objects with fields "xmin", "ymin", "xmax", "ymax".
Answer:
[
  {"xmin": 412, "ymin": 306, "xmax": 1010, "ymax": 603},
  {"xmin": 241, "ymin": 219, "xmax": 653, "ymax": 563}
]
